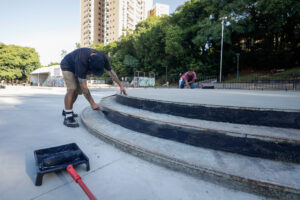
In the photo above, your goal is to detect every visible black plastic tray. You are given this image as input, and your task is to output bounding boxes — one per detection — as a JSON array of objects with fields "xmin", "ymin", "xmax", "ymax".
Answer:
[{"xmin": 34, "ymin": 143, "xmax": 90, "ymax": 186}]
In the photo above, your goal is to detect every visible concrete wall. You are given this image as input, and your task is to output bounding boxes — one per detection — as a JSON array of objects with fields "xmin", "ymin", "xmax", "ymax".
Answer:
[{"xmin": 30, "ymin": 74, "xmax": 49, "ymax": 86}]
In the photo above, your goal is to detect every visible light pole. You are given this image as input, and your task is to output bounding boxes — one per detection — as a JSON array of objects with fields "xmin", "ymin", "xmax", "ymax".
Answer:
[
  {"xmin": 236, "ymin": 53, "xmax": 240, "ymax": 80},
  {"xmin": 219, "ymin": 17, "xmax": 226, "ymax": 82},
  {"xmin": 165, "ymin": 65, "xmax": 168, "ymax": 83}
]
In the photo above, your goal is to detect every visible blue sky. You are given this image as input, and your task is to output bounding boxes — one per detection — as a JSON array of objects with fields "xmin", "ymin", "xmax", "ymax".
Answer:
[{"xmin": 0, "ymin": 0, "xmax": 186, "ymax": 65}]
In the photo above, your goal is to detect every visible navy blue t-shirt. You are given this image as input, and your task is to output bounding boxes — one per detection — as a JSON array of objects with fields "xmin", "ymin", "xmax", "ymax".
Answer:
[{"xmin": 60, "ymin": 48, "xmax": 111, "ymax": 79}]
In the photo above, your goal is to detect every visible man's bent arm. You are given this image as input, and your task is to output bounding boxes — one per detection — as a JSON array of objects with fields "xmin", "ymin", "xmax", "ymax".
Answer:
[
  {"xmin": 108, "ymin": 70, "xmax": 127, "ymax": 95},
  {"xmin": 184, "ymin": 78, "xmax": 190, "ymax": 87},
  {"xmin": 79, "ymin": 79, "xmax": 99, "ymax": 110},
  {"xmin": 108, "ymin": 70, "xmax": 122, "ymax": 86},
  {"xmin": 188, "ymin": 79, "xmax": 195, "ymax": 84}
]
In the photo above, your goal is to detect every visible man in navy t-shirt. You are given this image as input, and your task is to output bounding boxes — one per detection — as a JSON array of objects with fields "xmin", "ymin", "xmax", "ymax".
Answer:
[{"xmin": 60, "ymin": 48, "xmax": 127, "ymax": 128}]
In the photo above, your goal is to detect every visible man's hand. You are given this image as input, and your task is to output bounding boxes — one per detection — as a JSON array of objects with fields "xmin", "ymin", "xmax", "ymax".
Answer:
[
  {"xmin": 108, "ymin": 70, "xmax": 127, "ymax": 95},
  {"xmin": 79, "ymin": 78, "xmax": 99, "ymax": 109},
  {"xmin": 120, "ymin": 86, "xmax": 127, "ymax": 96},
  {"xmin": 91, "ymin": 103, "xmax": 100, "ymax": 110}
]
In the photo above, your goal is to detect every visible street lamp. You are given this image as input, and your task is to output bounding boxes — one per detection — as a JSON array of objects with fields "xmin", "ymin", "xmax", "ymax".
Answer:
[
  {"xmin": 165, "ymin": 65, "xmax": 168, "ymax": 83},
  {"xmin": 219, "ymin": 17, "xmax": 227, "ymax": 82},
  {"xmin": 236, "ymin": 53, "xmax": 240, "ymax": 80}
]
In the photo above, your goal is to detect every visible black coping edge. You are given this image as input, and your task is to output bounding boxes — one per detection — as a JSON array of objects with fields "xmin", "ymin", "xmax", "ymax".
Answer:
[
  {"xmin": 101, "ymin": 97, "xmax": 300, "ymax": 164},
  {"xmin": 81, "ymin": 106, "xmax": 300, "ymax": 200},
  {"xmin": 115, "ymin": 94, "xmax": 300, "ymax": 129}
]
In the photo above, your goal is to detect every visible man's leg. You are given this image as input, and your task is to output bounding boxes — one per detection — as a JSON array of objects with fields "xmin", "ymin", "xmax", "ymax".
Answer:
[
  {"xmin": 190, "ymin": 83, "xmax": 195, "ymax": 89},
  {"xmin": 180, "ymin": 79, "xmax": 185, "ymax": 89},
  {"xmin": 73, "ymin": 92, "xmax": 78, "ymax": 104},
  {"xmin": 64, "ymin": 89, "xmax": 76, "ymax": 110},
  {"xmin": 62, "ymin": 71, "xmax": 79, "ymax": 127},
  {"xmin": 62, "ymin": 90, "xmax": 79, "ymax": 117}
]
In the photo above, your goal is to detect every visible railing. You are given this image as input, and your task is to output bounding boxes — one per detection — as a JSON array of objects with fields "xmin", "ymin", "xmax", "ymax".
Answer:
[{"xmin": 198, "ymin": 74, "xmax": 300, "ymax": 91}]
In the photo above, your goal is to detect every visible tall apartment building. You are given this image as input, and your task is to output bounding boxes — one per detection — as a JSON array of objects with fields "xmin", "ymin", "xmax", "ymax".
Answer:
[
  {"xmin": 80, "ymin": 0, "xmax": 153, "ymax": 47},
  {"xmin": 81, "ymin": 0, "xmax": 105, "ymax": 47},
  {"xmin": 148, "ymin": 3, "xmax": 170, "ymax": 17}
]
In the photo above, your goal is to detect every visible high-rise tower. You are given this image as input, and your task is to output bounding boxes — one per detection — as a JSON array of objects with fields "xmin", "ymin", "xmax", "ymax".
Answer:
[{"xmin": 80, "ymin": 0, "xmax": 153, "ymax": 47}]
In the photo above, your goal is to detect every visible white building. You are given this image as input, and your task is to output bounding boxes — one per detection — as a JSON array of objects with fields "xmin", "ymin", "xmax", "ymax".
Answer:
[
  {"xmin": 81, "ymin": 0, "xmax": 153, "ymax": 46},
  {"xmin": 148, "ymin": 3, "xmax": 170, "ymax": 17},
  {"xmin": 30, "ymin": 65, "xmax": 64, "ymax": 87}
]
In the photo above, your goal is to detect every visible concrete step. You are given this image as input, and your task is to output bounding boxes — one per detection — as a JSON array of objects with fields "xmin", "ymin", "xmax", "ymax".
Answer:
[
  {"xmin": 115, "ymin": 94, "xmax": 300, "ymax": 129},
  {"xmin": 100, "ymin": 95, "xmax": 300, "ymax": 163},
  {"xmin": 81, "ymin": 106, "xmax": 300, "ymax": 200}
]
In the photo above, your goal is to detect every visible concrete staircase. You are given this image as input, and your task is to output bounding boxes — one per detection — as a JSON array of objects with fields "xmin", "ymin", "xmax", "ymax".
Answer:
[{"xmin": 81, "ymin": 94, "xmax": 300, "ymax": 199}]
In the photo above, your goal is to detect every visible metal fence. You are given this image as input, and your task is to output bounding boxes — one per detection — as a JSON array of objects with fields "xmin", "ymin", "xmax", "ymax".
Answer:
[{"xmin": 198, "ymin": 74, "xmax": 300, "ymax": 91}]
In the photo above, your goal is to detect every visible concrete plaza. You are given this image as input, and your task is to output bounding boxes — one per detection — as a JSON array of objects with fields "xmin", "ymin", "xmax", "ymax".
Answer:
[
  {"xmin": 1, "ymin": 86, "xmax": 294, "ymax": 200},
  {"xmin": 126, "ymin": 88, "xmax": 300, "ymax": 110}
]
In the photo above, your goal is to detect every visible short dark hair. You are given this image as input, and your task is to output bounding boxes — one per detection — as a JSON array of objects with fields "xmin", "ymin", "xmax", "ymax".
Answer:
[{"xmin": 188, "ymin": 69, "xmax": 193, "ymax": 72}]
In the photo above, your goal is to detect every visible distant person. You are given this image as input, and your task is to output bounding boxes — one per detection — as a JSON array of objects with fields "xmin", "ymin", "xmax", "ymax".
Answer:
[
  {"xmin": 60, "ymin": 48, "xmax": 127, "ymax": 128},
  {"xmin": 180, "ymin": 69, "xmax": 197, "ymax": 89}
]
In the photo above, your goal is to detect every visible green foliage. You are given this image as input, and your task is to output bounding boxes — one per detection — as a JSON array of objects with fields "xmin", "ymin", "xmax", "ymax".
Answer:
[
  {"xmin": 75, "ymin": 42, "xmax": 81, "ymax": 49},
  {"xmin": 123, "ymin": 54, "xmax": 140, "ymax": 75},
  {"xmin": 0, "ymin": 43, "xmax": 41, "ymax": 80},
  {"xmin": 95, "ymin": 0, "xmax": 300, "ymax": 83},
  {"xmin": 61, "ymin": 49, "xmax": 67, "ymax": 58},
  {"xmin": 47, "ymin": 62, "xmax": 60, "ymax": 67},
  {"xmin": 91, "ymin": 43, "xmax": 105, "ymax": 52}
]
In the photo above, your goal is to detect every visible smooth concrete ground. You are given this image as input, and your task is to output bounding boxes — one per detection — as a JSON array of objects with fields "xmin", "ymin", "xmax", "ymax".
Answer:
[
  {"xmin": 126, "ymin": 88, "xmax": 300, "ymax": 110},
  {"xmin": 0, "ymin": 86, "xmax": 264, "ymax": 200}
]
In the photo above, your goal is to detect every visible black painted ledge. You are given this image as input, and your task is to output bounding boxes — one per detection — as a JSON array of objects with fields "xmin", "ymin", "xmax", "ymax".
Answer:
[
  {"xmin": 101, "ymin": 96, "xmax": 300, "ymax": 164},
  {"xmin": 116, "ymin": 94, "xmax": 300, "ymax": 129},
  {"xmin": 81, "ymin": 106, "xmax": 300, "ymax": 200}
]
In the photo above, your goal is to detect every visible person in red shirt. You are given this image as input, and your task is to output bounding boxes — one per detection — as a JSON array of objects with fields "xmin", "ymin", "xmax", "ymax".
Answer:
[{"xmin": 180, "ymin": 69, "xmax": 197, "ymax": 89}]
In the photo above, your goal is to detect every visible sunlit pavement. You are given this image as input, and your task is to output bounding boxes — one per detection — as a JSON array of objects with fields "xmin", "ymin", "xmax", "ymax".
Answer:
[{"xmin": 0, "ymin": 86, "xmax": 264, "ymax": 200}]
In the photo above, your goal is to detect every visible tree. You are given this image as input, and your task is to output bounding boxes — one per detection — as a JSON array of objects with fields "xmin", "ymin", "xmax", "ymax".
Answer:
[
  {"xmin": 123, "ymin": 54, "xmax": 140, "ymax": 75},
  {"xmin": 61, "ymin": 49, "xmax": 67, "ymax": 58},
  {"xmin": 88, "ymin": 0, "xmax": 300, "ymax": 83},
  {"xmin": 75, "ymin": 42, "xmax": 81, "ymax": 49},
  {"xmin": 0, "ymin": 43, "xmax": 40, "ymax": 80},
  {"xmin": 47, "ymin": 62, "xmax": 60, "ymax": 67}
]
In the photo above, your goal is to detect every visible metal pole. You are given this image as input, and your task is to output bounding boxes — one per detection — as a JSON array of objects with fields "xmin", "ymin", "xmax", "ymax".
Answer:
[
  {"xmin": 166, "ymin": 66, "xmax": 168, "ymax": 82},
  {"xmin": 38, "ymin": 72, "xmax": 39, "ymax": 87},
  {"xmin": 236, "ymin": 53, "xmax": 240, "ymax": 80},
  {"xmin": 219, "ymin": 19, "xmax": 224, "ymax": 82}
]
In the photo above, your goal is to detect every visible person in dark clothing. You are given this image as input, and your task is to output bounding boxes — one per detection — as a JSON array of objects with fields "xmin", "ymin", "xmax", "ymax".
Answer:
[{"xmin": 60, "ymin": 48, "xmax": 127, "ymax": 127}]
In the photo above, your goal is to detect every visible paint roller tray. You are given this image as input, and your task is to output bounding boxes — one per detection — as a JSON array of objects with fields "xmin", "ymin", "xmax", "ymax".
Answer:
[{"xmin": 34, "ymin": 143, "xmax": 90, "ymax": 186}]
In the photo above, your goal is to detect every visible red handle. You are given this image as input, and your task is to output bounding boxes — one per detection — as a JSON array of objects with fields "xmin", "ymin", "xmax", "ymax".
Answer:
[{"xmin": 67, "ymin": 165, "xmax": 97, "ymax": 200}]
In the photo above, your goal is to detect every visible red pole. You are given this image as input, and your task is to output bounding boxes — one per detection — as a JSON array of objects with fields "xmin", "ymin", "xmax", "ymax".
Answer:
[{"xmin": 67, "ymin": 164, "xmax": 97, "ymax": 200}]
